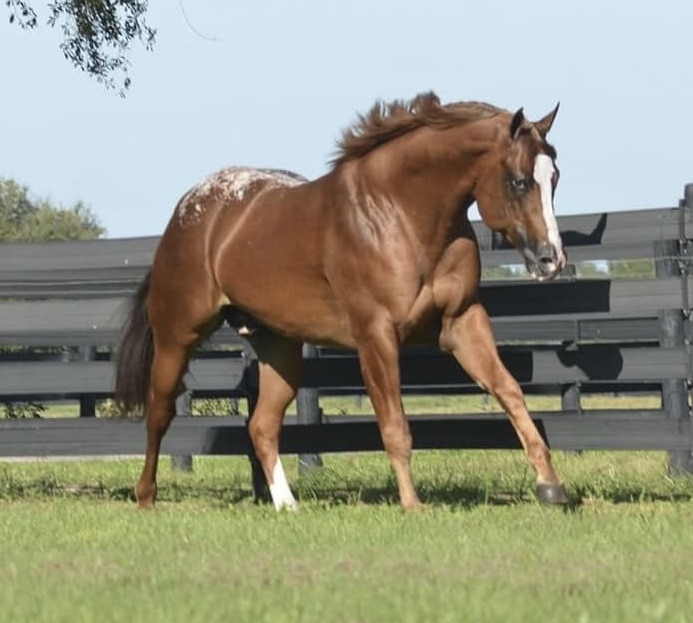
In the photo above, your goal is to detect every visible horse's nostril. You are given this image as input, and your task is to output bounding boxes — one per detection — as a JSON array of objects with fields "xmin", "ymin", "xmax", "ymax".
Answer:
[{"xmin": 534, "ymin": 243, "xmax": 557, "ymax": 268}]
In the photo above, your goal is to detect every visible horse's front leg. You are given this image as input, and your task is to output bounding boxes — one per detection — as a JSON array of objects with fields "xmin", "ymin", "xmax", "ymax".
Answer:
[
  {"xmin": 440, "ymin": 301, "xmax": 568, "ymax": 504},
  {"xmin": 355, "ymin": 320, "xmax": 422, "ymax": 510}
]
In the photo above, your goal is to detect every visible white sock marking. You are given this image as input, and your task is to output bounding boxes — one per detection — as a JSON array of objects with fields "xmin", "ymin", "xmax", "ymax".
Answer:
[
  {"xmin": 533, "ymin": 154, "xmax": 562, "ymax": 255},
  {"xmin": 269, "ymin": 458, "xmax": 297, "ymax": 511}
]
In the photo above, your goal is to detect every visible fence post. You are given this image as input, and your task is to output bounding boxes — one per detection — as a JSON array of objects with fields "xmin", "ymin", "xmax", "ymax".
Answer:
[
  {"xmin": 296, "ymin": 343, "xmax": 323, "ymax": 473},
  {"xmin": 561, "ymin": 381, "xmax": 582, "ymax": 455},
  {"xmin": 170, "ymin": 390, "xmax": 193, "ymax": 472},
  {"xmin": 561, "ymin": 382, "xmax": 581, "ymax": 412},
  {"xmin": 677, "ymin": 182, "xmax": 693, "ymax": 473},
  {"xmin": 78, "ymin": 346, "xmax": 96, "ymax": 418},
  {"xmin": 655, "ymin": 234, "xmax": 692, "ymax": 473}
]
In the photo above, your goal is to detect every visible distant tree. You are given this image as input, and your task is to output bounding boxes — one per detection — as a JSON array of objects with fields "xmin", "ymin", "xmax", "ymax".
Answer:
[
  {"xmin": 5, "ymin": 0, "xmax": 156, "ymax": 95},
  {"xmin": 0, "ymin": 177, "xmax": 104, "ymax": 241},
  {"xmin": 0, "ymin": 177, "xmax": 104, "ymax": 418}
]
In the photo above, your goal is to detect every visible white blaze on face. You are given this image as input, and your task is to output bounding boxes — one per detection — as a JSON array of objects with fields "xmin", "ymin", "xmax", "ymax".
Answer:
[
  {"xmin": 533, "ymin": 154, "xmax": 562, "ymax": 257},
  {"xmin": 269, "ymin": 457, "xmax": 297, "ymax": 511}
]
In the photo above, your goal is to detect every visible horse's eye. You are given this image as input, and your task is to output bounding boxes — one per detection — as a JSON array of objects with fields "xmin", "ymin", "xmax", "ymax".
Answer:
[{"xmin": 510, "ymin": 177, "xmax": 530, "ymax": 193}]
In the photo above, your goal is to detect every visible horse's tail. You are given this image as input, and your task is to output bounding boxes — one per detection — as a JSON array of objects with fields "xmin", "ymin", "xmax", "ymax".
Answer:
[{"xmin": 115, "ymin": 270, "xmax": 154, "ymax": 414}]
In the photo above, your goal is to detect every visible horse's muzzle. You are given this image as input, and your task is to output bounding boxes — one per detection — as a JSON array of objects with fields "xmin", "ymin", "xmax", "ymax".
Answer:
[{"xmin": 525, "ymin": 242, "xmax": 566, "ymax": 282}]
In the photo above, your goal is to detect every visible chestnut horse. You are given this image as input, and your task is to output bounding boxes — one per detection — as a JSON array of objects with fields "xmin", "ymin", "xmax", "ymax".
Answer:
[{"xmin": 115, "ymin": 92, "xmax": 568, "ymax": 510}]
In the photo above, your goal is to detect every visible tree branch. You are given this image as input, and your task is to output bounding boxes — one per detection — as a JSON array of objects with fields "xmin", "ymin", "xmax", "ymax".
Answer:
[{"xmin": 6, "ymin": 0, "xmax": 156, "ymax": 96}]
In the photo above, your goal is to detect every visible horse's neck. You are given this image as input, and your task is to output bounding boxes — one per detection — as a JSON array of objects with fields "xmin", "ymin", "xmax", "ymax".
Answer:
[{"xmin": 351, "ymin": 133, "xmax": 483, "ymax": 252}]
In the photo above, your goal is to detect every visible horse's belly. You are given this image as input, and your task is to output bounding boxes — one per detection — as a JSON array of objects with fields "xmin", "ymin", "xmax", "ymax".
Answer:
[{"xmin": 218, "ymin": 258, "xmax": 354, "ymax": 347}]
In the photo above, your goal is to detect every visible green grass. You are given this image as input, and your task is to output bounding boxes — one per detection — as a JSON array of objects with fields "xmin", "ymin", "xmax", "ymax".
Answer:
[
  {"xmin": 1, "ymin": 451, "xmax": 692, "ymax": 623},
  {"xmin": 29, "ymin": 392, "xmax": 662, "ymax": 419}
]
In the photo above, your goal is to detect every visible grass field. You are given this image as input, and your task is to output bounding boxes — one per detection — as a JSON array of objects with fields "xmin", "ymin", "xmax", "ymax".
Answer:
[{"xmin": 1, "ymin": 449, "xmax": 692, "ymax": 623}]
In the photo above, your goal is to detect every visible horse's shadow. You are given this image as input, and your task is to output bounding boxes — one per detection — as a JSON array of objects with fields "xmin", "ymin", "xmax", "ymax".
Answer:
[
  {"xmin": 291, "ymin": 482, "xmax": 573, "ymax": 510},
  {"xmin": 106, "ymin": 480, "xmax": 534, "ymax": 509},
  {"xmin": 73, "ymin": 453, "xmax": 693, "ymax": 511},
  {"xmin": 290, "ymin": 485, "xmax": 693, "ymax": 513},
  {"xmin": 97, "ymin": 482, "xmax": 693, "ymax": 512}
]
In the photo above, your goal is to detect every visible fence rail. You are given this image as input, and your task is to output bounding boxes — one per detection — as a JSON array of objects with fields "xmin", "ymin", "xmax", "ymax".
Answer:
[
  {"xmin": 1, "ymin": 411, "xmax": 690, "ymax": 458},
  {"xmin": 1, "ymin": 183, "xmax": 692, "ymax": 480}
]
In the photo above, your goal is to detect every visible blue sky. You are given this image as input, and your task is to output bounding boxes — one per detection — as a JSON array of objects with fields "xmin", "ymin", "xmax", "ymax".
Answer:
[{"xmin": 1, "ymin": 0, "xmax": 692, "ymax": 238}]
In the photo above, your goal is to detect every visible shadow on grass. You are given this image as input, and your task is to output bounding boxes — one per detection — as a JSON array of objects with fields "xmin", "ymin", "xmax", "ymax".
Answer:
[
  {"xmin": 2, "ymin": 472, "xmax": 692, "ymax": 510},
  {"xmin": 292, "ymin": 478, "xmax": 556, "ymax": 509},
  {"xmin": 0, "ymin": 479, "xmax": 255, "ymax": 506},
  {"xmin": 291, "ymin": 471, "xmax": 693, "ymax": 510},
  {"xmin": 0, "ymin": 479, "xmax": 539, "ymax": 509},
  {"xmin": 568, "ymin": 484, "xmax": 693, "ymax": 505},
  {"xmin": 104, "ymin": 484, "xmax": 257, "ymax": 506}
]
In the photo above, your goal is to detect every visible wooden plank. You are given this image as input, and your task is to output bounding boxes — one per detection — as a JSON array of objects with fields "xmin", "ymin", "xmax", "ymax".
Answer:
[
  {"xmin": 0, "ymin": 236, "xmax": 157, "ymax": 270},
  {"xmin": 480, "ymin": 278, "xmax": 689, "ymax": 318},
  {"xmin": 492, "ymin": 316, "xmax": 660, "ymax": 343},
  {"xmin": 0, "ymin": 205, "xmax": 686, "ymax": 293},
  {"xmin": 0, "ymin": 357, "xmax": 248, "ymax": 398},
  {"xmin": 0, "ymin": 298, "xmax": 126, "ymax": 335},
  {"xmin": 0, "ymin": 298, "xmax": 248, "ymax": 347},
  {"xmin": 0, "ymin": 411, "xmax": 688, "ymax": 457},
  {"xmin": 475, "ymin": 206, "xmax": 688, "ymax": 249},
  {"xmin": 0, "ymin": 344, "xmax": 684, "ymax": 399},
  {"xmin": 0, "ymin": 280, "xmax": 683, "ymax": 338},
  {"xmin": 0, "ymin": 208, "xmax": 681, "ymax": 269},
  {"xmin": 0, "ymin": 318, "xmax": 662, "ymax": 348},
  {"xmin": 0, "ymin": 316, "xmax": 662, "ymax": 349},
  {"xmin": 304, "ymin": 346, "xmax": 687, "ymax": 390}
]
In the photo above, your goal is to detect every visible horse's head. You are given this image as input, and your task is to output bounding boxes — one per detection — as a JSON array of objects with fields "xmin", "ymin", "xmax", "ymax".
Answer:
[{"xmin": 474, "ymin": 105, "xmax": 565, "ymax": 281}]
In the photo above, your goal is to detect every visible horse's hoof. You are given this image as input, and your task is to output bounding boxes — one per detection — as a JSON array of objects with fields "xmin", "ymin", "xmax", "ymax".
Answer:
[
  {"xmin": 135, "ymin": 485, "xmax": 156, "ymax": 509},
  {"xmin": 535, "ymin": 483, "xmax": 569, "ymax": 505},
  {"xmin": 401, "ymin": 499, "xmax": 426, "ymax": 512}
]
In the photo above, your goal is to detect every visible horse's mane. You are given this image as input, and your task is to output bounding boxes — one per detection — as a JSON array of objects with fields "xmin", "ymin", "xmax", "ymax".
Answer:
[{"xmin": 331, "ymin": 91, "xmax": 505, "ymax": 167}]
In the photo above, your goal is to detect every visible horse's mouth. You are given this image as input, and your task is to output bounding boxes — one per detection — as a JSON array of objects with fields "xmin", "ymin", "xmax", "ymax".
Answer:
[{"xmin": 525, "ymin": 248, "xmax": 567, "ymax": 282}]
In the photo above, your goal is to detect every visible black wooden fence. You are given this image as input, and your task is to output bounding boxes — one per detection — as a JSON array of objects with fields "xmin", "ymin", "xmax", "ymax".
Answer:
[{"xmin": 1, "ymin": 184, "xmax": 692, "ymax": 475}]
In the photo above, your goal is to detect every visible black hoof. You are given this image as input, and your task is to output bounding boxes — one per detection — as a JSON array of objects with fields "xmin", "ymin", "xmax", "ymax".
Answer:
[{"xmin": 536, "ymin": 483, "xmax": 569, "ymax": 505}]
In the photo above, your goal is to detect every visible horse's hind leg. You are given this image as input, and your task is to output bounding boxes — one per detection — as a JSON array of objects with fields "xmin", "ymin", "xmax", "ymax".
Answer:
[
  {"xmin": 246, "ymin": 332, "xmax": 303, "ymax": 510},
  {"xmin": 440, "ymin": 302, "xmax": 568, "ymax": 504},
  {"xmin": 136, "ymin": 303, "xmax": 220, "ymax": 507},
  {"xmin": 136, "ymin": 338, "xmax": 192, "ymax": 507}
]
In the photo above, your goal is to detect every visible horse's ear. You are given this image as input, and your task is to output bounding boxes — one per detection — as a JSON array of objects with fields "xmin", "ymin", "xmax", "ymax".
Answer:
[
  {"xmin": 510, "ymin": 108, "xmax": 526, "ymax": 140},
  {"xmin": 534, "ymin": 103, "xmax": 560, "ymax": 138}
]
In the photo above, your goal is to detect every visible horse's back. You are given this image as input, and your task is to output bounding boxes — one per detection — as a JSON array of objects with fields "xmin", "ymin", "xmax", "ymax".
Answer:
[
  {"xmin": 210, "ymin": 172, "xmax": 355, "ymax": 345},
  {"xmin": 153, "ymin": 166, "xmax": 353, "ymax": 346}
]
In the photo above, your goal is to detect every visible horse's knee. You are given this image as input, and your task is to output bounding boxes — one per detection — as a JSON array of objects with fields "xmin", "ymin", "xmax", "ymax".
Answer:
[
  {"xmin": 248, "ymin": 412, "xmax": 278, "ymax": 459},
  {"xmin": 247, "ymin": 414, "xmax": 266, "ymax": 445}
]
